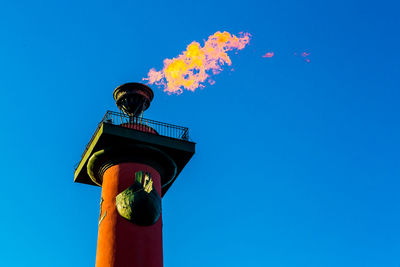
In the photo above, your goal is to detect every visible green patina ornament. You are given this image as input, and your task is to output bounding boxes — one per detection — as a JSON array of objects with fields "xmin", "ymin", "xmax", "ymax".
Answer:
[{"xmin": 116, "ymin": 171, "xmax": 161, "ymax": 226}]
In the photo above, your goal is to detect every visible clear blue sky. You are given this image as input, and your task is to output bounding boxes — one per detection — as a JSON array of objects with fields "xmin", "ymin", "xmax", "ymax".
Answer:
[{"xmin": 1, "ymin": 0, "xmax": 399, "ymax": 266}]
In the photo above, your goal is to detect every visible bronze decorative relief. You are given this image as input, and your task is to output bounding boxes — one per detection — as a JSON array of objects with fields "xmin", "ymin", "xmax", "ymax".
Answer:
[{"xmin": 116, "ymin": 171, "xmax": 161, "ymax": 226}]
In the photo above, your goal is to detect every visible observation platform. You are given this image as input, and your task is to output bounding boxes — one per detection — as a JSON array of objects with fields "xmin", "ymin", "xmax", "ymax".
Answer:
[{"xmin": 74, "ymin": 111, "xmax": 195, "ymax": 196}]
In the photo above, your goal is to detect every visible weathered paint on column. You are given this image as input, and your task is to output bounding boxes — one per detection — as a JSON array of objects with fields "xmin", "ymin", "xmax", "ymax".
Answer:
[{"xmin": 95, "ymin": 162, "xmax": 163, "ymax": 267}]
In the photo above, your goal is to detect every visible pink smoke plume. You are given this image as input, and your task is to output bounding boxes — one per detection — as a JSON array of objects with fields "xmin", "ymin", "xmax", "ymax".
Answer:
[
  {"xmin": 262, "ymin": 52, "xmax": 274, "ymax": 58},
  {"xmin": 295, "ymin": 51, "xmax": 311, "ymax": 63}
]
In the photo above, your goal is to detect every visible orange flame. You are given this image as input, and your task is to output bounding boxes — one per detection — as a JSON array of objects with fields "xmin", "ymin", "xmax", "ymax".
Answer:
[
  {"xmin": 144, "ymin": 31, "xmax": 251, "ymax": 94},
  {"xmin": 262, "ymin": 52, "xmax": 274, "ymax": 58}
]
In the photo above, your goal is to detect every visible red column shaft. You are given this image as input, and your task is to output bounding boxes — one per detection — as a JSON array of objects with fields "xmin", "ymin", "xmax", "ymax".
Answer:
[{"xmin": 95, "ymin": 162, "xmax": 163, "ymax": 267}]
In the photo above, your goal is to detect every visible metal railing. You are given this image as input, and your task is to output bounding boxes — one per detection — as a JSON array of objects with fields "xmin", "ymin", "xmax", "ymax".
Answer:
[
  {"xmin": 79, "ymin": 111, "xmax": 190, "ymax": 161},
  {"xmin": 103, "ymin": 111, "xmax": 190, "ymax": 140}
]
